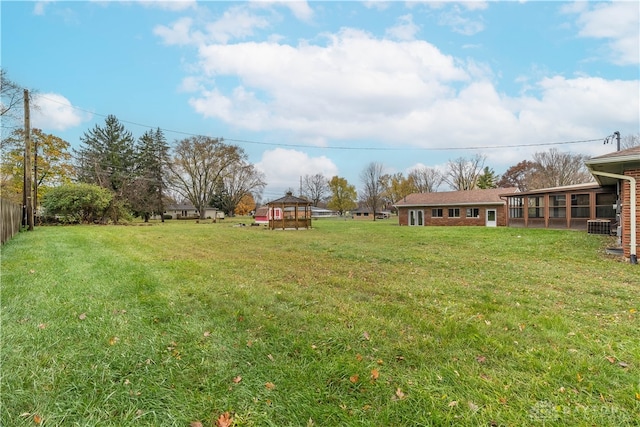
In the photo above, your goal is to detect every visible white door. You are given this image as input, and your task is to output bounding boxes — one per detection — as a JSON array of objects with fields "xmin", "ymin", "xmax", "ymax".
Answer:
[{"xmin": 486, "ymin": 209, "xmax": 497, "ymax": 227}]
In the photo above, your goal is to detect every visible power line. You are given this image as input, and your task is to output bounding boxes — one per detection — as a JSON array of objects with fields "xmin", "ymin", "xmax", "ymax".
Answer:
[{"xmin": 34, "ymin": 93, "xmax": 605, "ymax": 152}]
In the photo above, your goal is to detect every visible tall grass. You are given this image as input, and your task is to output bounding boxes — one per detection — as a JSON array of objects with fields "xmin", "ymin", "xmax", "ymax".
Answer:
[{"xmin": 1, "ymin": 219, "xmax": 638, "ymax": 426}]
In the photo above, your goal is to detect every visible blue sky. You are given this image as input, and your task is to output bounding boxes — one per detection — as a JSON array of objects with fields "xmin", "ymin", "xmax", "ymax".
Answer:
[{"xmin": 2, "ymin": 1, "xmax": 639, "ymax": 201}]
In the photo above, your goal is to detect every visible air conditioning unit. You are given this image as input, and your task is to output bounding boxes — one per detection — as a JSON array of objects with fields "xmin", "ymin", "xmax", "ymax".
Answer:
[{"xmin": 587, "ymin": 220, "xmax": 611, "ymax": 235}]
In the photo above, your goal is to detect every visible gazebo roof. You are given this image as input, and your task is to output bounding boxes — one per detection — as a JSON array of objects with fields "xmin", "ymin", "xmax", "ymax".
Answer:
[{"xmin": 267, "ymin": 192, "xmax": 312, "ymax": 205}]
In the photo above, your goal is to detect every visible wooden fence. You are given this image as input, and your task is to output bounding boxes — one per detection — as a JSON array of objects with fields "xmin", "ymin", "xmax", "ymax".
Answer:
[{"xmin": 1, "ymin": 198, "xmax": 23, "ymax": 245}]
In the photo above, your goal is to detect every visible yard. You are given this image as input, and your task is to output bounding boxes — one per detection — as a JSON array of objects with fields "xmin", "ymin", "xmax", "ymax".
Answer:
[{"xmin": 1, "ymin": 218, "xmax": 638, "ymax": 426}]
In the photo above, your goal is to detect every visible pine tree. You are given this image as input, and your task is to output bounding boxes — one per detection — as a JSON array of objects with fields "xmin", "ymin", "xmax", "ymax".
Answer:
[
  {"xmin": 75, "ymin": 115, "xmax": 136, "ymax": 222},
  {"xmin": 133, "ymin": 128, "xmax": 170, "ymax": 221}
]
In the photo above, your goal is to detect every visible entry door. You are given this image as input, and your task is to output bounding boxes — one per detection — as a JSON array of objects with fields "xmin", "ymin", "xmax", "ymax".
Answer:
[{"xmin": 486, "ymin": 209, "xmax": 497, "ymax": 227}]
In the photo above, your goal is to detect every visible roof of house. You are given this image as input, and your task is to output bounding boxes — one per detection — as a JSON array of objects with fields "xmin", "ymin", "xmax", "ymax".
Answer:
[
  {"xmin": 501, "ymin": 182, "xmax": 608, "ymax": 197},
  {"xmin": 586, "ymin": 145, "xmax": 640, "ymax": 185},
  {"xmin": 166, "ymin": 204, "xmax": 217, "ymax": 211},
  {"xmin": 395, "ymin": 187, "xmax": 518, "ymax": 207},
  {"xmin": 588, "ymin": 145, "xmax": 640, "ymax": 161}
]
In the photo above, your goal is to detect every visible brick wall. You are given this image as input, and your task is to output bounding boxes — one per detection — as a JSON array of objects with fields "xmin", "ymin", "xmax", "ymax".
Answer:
[
  {"xmin": 397, "ymin": 205, "xmax": 507, "ymax": 226},
  {"xmin": 622, "ymin": 169, "xmax": 640, "ymax": 259}
]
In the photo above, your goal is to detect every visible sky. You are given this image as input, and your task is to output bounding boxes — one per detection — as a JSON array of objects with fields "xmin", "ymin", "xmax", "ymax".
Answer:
[{"xmin": 2, "ymin": 0, "xmax": 639, "ymax": 201}]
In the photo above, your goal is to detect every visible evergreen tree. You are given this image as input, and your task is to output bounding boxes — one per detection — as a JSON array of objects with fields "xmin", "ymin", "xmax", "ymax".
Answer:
[
  {"xmin": 75, "ymin": 115, "xmax": 136, "ymax": 222},
  {"xmin": 477, "ymin": 166, "xmax": 499, "ymax": 189},
  {"xmin": 133, "ymin": 128, "xmax": 170, "ymax": 222}
]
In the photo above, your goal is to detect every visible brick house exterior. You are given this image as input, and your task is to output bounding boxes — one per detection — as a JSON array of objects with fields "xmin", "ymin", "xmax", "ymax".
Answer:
[
  {"xmin": 395, "ymin": 188, "xmax": 518, "ymax": 227},
  {"xmin": 501, "ymin": 182, "xmax": 617, "ymax": 230},
  {"xmin": 586, "ymin": 146, "xmax": 640, "ymax": 262}
]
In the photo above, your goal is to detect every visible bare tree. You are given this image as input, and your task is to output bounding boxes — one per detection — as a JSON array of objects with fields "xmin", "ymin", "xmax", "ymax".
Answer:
[
  {"xmin": 529, "ymin": 148, "xmax": 592, "ymax": 189},
  {"xmin": 443, "ymin": 155, "xmax": 485, "ymax": 191},
  {"xmin": 1, "ymin": 69, "xmax": 22, "ymax": 119},
  {"xmin": 621, "ymin": 133, "xmax": 639, "ymax": 150},
  {"xmin": 359, "ymin": 162, "xmax": 385, "ymax": 220},
  {"xmin": 302, "ymin": 173, "xmax": 329, "ymax": 206},
  {"xmin": 213, "ymin": 161, "xmax": 266, "ymax": 216},
  {"xmin": 167, "ymin": 136, "xmax": 243, "ymax": 219},
  {"xmin": 408, "ymin": 166, "xmax": 442, "ymax": 193}
]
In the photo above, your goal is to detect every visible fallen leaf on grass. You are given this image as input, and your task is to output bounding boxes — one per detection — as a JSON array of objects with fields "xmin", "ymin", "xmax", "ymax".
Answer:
[
  {"xmin": 476, "ymin": 356, "xmax": 486, "ymax": 364},
  {"xmin": 79, "ymin": 313, "xmax": 87, "ymax": 320},
  {"xmin": 33, "ymin": 414, "xmax": 42, "ymax": 424},
  {"xmin": 349, "ymin": 374, "xmax": 359, "ymax": 384},
  {"xmin": 189, "ymin": 422, "xmax": 203, "ymax": 427},
  {"xmin": 370, "ymin": 369, "xmax": 379, "ymax": 380},
  {"xmin": 468, "ymin": 401, "xmax": 479, "ymax": 412},
  {"xmin": 109, "ymin": 336, "xmax": 119, "ymax": 346},
  {"xmin": 267, "ymin": 354, "xmax": 274, "ymax": 361},
  {"xmin": 216, "ymin": 412, "xmax": 233, "ymax": 427},
  {"xmin": 362, "ymin": 331, "xmax": 370, "ymax": 341},
  {"xmin": 635, "ymin": 392, "xmax": 640, "ymax": 401},
  {"xmin": 38, "ymin": 323, "xmax": 47, "ymax": 330},
  {"xmin": 605, "ymin": 356, "xmax": 616, "ymax": 364},
  {"xmin": 448, "ymin": 400, "xmax": 458, "ymax": 407},
  {"xmin": 618, "ymin": 362, "xmax": 629, "ymax": 368},
  {"xmin": 355, "ymin": 354, "xmax": 363, "ymax": 362},
  {"xmin": 203, "ymin": 331, "xmax": 211, "ymax": 337},
  {"xmin": 232, "ymin": 376, "xmax": 242, "ymax": 383},
  {"xmin": 395, "ymin": 388, "xmax": 405, "ymax": 400},
  {"xmin": 265, "ymin": 382, "xmax": 276, "ymax": 390}
]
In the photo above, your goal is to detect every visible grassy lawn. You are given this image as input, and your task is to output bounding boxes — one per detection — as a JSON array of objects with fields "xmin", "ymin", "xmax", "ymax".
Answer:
[{"xmin": 1, "ymin": 218, "xmax": 638, "ymax": 426}]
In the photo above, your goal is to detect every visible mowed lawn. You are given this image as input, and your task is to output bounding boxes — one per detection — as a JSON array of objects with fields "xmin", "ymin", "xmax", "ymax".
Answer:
[{"xmin": 1, "ymin": 218, "xmax": 638, "ymax": 426}]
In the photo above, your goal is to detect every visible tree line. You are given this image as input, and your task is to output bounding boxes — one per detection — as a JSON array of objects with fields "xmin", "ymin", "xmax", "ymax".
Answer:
[{"xmin": 2, "ymin": 69, "xmax": 638, "ymax": 223}]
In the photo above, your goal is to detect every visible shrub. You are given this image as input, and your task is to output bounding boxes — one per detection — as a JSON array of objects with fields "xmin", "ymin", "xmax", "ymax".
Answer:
[{"xmin": 42, "ymin": 183, "xmax": 113, "ymax": 224}]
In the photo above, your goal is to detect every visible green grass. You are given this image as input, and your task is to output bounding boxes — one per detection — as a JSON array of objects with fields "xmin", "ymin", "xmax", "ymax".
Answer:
[{"xmin": 1, "ymin": 218, "xmax": 639, "ymax": 426}]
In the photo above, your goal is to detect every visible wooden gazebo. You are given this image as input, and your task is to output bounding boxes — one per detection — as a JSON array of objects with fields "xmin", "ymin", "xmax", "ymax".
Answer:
[{"xmin": 267, "ymin": 192, "xmax": 312, "ymax": 230}]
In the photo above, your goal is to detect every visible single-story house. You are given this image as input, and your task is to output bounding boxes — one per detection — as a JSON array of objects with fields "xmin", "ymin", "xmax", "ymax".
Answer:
[
  {"xmin": 253, "ymin": 206, "xmax": 269, "ymax": 224},
  {"xmin": 586, "ymin": 146, "xmax": 639, "ymax": 262},
  {"xmin": 395, "ymin": 187, "xmax": 518, "ymax": 227},
  {"xmin": 500, "ymin": 146, "xmax": 638, "ymax": 262},
  {"xmin": 351, "ymin": 207, "xmax": 391, "ymax": 220},
  {"xmin": 155, "ymin": 204, "xmax": 222, "ymax": 220},
  {"xmin": 501, "ymin": 182, "xmax": 616, "ymax": 230},
  {"xmin": 310, "ymin": 206, "xmax": 339, "ymax": 218}
]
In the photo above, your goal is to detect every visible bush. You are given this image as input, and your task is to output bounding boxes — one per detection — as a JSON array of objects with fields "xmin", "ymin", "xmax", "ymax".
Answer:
[{"xmin": 42, "ymin": 183, "xmax": 113, "ymax": 224}]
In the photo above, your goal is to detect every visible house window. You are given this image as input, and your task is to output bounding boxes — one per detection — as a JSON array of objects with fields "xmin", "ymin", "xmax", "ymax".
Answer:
[
  {"xmin": 448, "ymin": 208, "xmax": 460, "ymax": 218},
  {"xmin": 549, "ymin": 195, "xmax": 566, "ymax": 218},
  {"xmin": 432, "ymin": 208, "xmax": 443, "ymax": 218},
  {"xmin": 466, "ymin": 208, "xmax": 480, "ymax": 218},
  {"xmin": 509, "ymin": 197, "xmax": 524, "ymax": 218},
  {"xmin": 528, "ymin": 196, "xmax": 544, "ymax": 218},
  {"xmin": 409, "ymin": 210, "xmax": 424, "ymax": 226},
  {"xmin": 571, "ymin": 194, "xmax": 590, "ymax": 218},
  {"xmin": 596, "ymin": 193, "xmax": 616, "ymax": 218}
]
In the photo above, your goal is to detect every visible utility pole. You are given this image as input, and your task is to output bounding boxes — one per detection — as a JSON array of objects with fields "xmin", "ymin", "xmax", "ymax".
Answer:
[{"xmin": 23, "ymin": 89, "xmax": 34, "ymax": 230}]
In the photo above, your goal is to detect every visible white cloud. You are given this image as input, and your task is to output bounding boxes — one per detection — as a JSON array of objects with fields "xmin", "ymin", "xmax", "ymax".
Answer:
[
  {"xmin": 437, "ymin": 5, "xmax": 485, "ymax": 36},
  {"xmin": 255, "ymin": 148, "xmax": 338, "ymax": 196},
  {"xmin": 33, "ymin": 1, "xmax": 52, "ymax": 15},
  {"xmin": 385, "ymin": 14, "xmax": 420, "ymax": 41},
  {"xmin": 154, "ymin": 17, "xmax": 201, "ymax": 46},
  {"xmin": 179, "ymin": 23, "xmax": 638, "ymax": 162},
  {"xmin": 140, "ymin": 0, "xmax": 197, "ymax": 11},
  {"xmin": 564, "ymin": 1, "xmax": 639, "ymax": 66},
  {"xmin": 188, "ymin": 28, "xmax": 468, "ymax": 139},
  {"xmin": 154, "ymin": 6, "xmax": 271, "ymax": 45},
  {"xmin": 31, "ymin": 93, "xmax": 91, "ymax": 131}
]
